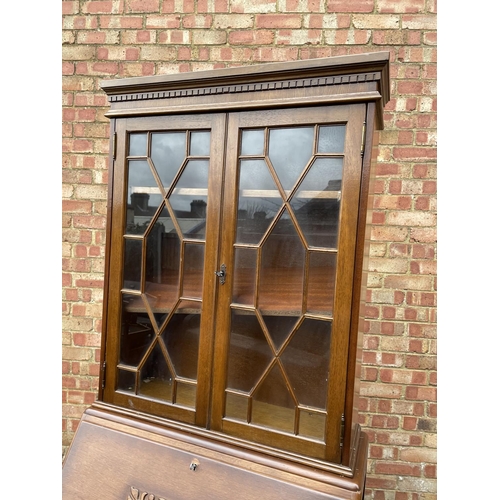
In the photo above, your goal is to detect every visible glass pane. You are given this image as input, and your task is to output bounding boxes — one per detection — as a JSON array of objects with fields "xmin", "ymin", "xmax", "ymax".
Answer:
[
  {"xmin": 138, "ymin": 342, "xmax": 174, "ymax": 402},
  {"xmin": 127, "ymin": 160, "xmax": 163, "ymax": 232},
  {"xmin": 123, "ymin": 238, "xmax": 142, "ymax": 290},
  {"xmin": 144, "ymin": 216, "xmax": 180, "ymax": 316},
  {"xmin": 261, "ymin": 315, "xmax": 299, "ymax": 352},
  {"xmin": 182, "ymin": 243, "xmax": 205, "ymax": 299},
  {"xmin": 225, "ymin": 392, "xmax": 248, "ymax": 421},
  {"xmin": 151, "ymin": 132, "xmax": 186, "ymax": 190},
  {"xmin": 290, "ymin": 157, "xmax": 343, "ymax": 249},
  {"xmin": 252, "ymin": 364, "xmax": 295, "ymax": 433},
  {"xmin": 232, "ymin": 247, "xmax": 257, "ymax": 305},
  {"xmin": 117, "ymin": 369, "xmax": 136, "ymax": 393},
  {"xmin": 241, "ymin": 129, "xmax": 264, "ymax": 156},
  {"xmin": 169, "ymin": 160, "xmax": 209, "ymax": 240},
  {"xmin": 268, "ymin": 127, "xmax": 314, "ymax": 195},
  {"xmin": 176, "ymin": 381, "xmax": 196, "ymax": 408},
  {"xmin": 236, "ymin": 160, "xmax": 280, "ymax": 245},
  {"xmin": 258, "ymin": 212, "xmax": 305, "ymax": 315},
  {"xmin": 129, "ymin": 132, "xmax": 147, "ymax": 156},
  {"xmin": 299, "ymin": 410, "xmax": 326, "ymax": 441},
  {"xmin": 176, "ymin": 299, "xmax": 202, "ymax": 314},
  {"xmin": 281, "ymin": 318, "xmax": 331, "ymax": 409},
  {"xmin": 120, "ymin": 294, "xmax": 154, "ymax": 366},
  {"xmin": 162, "ymin": 312, "xmax": 200, "ymax": 380},
  {"xmin": 190, "ymin": 131, "xmax": 210, "ymax": 156},
  {"xmin": 226, "ymin": 312, "xmax": 273, "ymax": 393},
  {"xmin": 317, "ymin": 125, "xmax": 346, "ymax": 153},
  {"xmin": 306, "ymin": 252, "xmax": 336, "ymax": 316}
]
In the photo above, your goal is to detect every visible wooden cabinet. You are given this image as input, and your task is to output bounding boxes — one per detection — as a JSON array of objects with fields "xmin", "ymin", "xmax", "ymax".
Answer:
[{"xmin": 63, "ymin": 52, "xmax": 390, "ymax": 500}]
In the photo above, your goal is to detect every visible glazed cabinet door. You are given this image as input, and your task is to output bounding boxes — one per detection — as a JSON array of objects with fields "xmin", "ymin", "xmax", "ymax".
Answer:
[
  {"xmin": 103, "ymin": 104, "xmax": 366, "ymax": 464},
  {"xmin": 211, "ymin": 104, "xmax": 366, "ymax": 463},
  {"xmin": 103, "ymin": 113, "xmax": 226, "ymax": 427}
]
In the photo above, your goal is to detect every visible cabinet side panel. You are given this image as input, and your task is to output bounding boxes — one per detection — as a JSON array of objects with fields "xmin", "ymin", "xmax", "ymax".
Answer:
[{"xmin": 342, "ymin": 103, "xmax": 378, "ymax": 465}]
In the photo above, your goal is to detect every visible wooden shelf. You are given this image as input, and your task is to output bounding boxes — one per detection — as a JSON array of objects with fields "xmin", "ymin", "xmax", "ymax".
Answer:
[{"xmin": 123, "ymin": 266, "xmax": 334, "ymax": 317}]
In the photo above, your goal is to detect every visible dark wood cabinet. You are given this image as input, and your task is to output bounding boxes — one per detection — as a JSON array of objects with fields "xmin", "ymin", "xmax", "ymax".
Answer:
[{"xmin": 63, "ymin": 52, "xmax": 390, "ymax": 500}]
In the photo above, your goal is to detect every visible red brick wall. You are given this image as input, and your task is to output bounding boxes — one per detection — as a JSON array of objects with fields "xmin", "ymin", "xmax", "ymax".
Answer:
[{"xmin": 62, "ymin": 1, "xmax": 437, "ymax": 498}]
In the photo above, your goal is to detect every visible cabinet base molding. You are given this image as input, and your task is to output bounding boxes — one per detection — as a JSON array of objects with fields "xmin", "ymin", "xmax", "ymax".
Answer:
[{"xmin": 63, "ymin": 407, "xmax": 368, "ymax": 500}]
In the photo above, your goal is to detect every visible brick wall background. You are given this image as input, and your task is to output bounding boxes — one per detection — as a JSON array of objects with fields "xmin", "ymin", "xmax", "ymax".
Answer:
[{"xmin": 62, "ymin": 1, "xmax": 437, "ymax": 498}]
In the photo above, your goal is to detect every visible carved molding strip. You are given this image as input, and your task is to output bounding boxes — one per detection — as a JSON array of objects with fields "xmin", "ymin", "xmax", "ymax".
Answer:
[
  {"xmin": 127, "ymin": 486, "xmax": 167, "ymax": 500},
  {"xmin": 109, "ymin": 72, "xmax": 380, "ymax": 103}
]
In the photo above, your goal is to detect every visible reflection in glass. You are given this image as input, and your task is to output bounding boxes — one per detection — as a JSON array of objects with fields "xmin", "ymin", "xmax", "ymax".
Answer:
[
  {"xmin": 117, "ymin": 369, "xmax": 136, "ymax": 393},
  {"xmin": 318, "ymin": 125, "xmax": 345, "ymax": 153},
  {"xmin": 190, "ymin": 131, "xmax": 211, "ymax": 156},
  {"xmin": 176, "ymin": 381, "xmax": 196, "ymax": 408},
  {"xmin": 306, "ymin": 252, "xmax": 336, "ymax": 316},
  {"xmin": 127, "ymin": 160, "xmax": 163, "ymax": 230},
  {"xmin": 281, "ymin": 318, "xmax": 331, "ymax": 409},
  {"xmin": 119, "ymin": 294, "xmax": 154, "ymax": 366},
  {"xmin": 318, "ymin": 125, "xmax": 346, "ymax": 153},
  {"xmin": 162, "ymin": 313, "xmax": 200, "ymax": 380},
  {"xmin": 268, "ymin": 127, "xmax": 314, "ymax": 194},
  {"xmin": 262, "ymin": 315, "xmax": 299, "ymax": 352},
  {"xmin": 225, "ymin": 392, "xmax": 248, "ymax": 421},
  {"xmin": 129, "ymin": 133, "xmax": 148, "ymax": 156},
  {"xmin": 183, "ymin": 243, "xmax": 205, "ymax": 299},
  {"xmin": 151, "ymin": 132, "xmax": 186, "ymax": 189},
  {"xmin": 291, "ymin": 157, "xmax": 343, "ymax": 249},
  {"xmin": 237, "ymin": 160, "xmax": 280, "ymax": 245},
  {"xmin": 258, "ymin": 212, "xmax": 305, "ymax": 314},
  {"xmin": 232, "ymin": 247, "xmax": 257, "ymax": 305},
  {"xmin": 123, "ymin": 238, "xmax": 142, "ymax": 290},
  {"xmin": 241, "ymin": 129, "xmax": 265, "ymax": 156},
  {"xmin": 252, "ymin": 364, "xmax": 295, "ymax": 433},
  {"xmin": 226, "ymin": 312, "xmax": 273, "ymax": 393},
  {"xmin": 299, "ymin": 411, "xmax": 326, "ymax": 441},
  {"xmin": 144, "ymin": 220, "xmax": 180, "ymax": 314},
  {"xmin": 139, "ymin": 341, "xmax": 174, "ymax": 402},
  {"xmin": 169, "ymin": 160, "xmax": 209, "ymax": 240}
]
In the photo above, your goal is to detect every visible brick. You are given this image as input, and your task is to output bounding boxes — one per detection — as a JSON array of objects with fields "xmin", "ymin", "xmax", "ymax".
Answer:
[
  {"xmin": 375, "ymin": 462, "xmax": 421, "ymax": 476},
  {"xmin": 368, "ymin": 258, "xmax": 408, "ymax": 274},
  {"xmin": 81, "ymin": 1, "xmax": 116, "ymax": 14},
  {"xmin": 63, "ymin": 1, "xmax": 79, "ymax": 14},
  {"xmin": 99, "ymin": 15, "xmax": 144, "ymax": 28},
  {"xmin": 62, "ymin": 46, "xmax": 96, "ymax": 61},
  {"xmin": 231, "ymin": 0, "xmax": 277, "ymax": 13},
  {"xmin": 325, "ymin": 29, "xmax": 371, "ymax": 45},
  {"xmin": 373, "ymin": 30, "xmax": 405, "ymax": 45},
  {"xmin": 386, "ymin": 211, "xmax": 436, "ymax": 227},
  {"xmin": 378, "ymin": 0, "xmax": 425, "ymax": 13},
  {"xmin": 255, "ymin": 14, "xmax": 302, "ymax": 28},
  {"xmin": 402, "ymin": 14, "xmax": 437, "ymax": 30},
  {"xmin": 127, "ymin": 0, "xmax": 160, "ymax": 12},
  {"xmin": 352, "ymin": 14, "xmax": 399, "ymax": 29},
  {"xmin": 182, "ymin": 14, "xmax": 212, "ymax": 28},
  {"xmin": 360, "ymin": 383, "xmax": 403, "ymax": 399},
  {"xmin": 213, "ymin": 14, "xmax": 254, "ymax": 28},
  {"xmin": 370, "ymin": 226, "xmax": 408, "ymax": 242},
  {"xmin": 399, "ymin": 447, "xmax": 437, "ymax": 463},
  {"xmin": 276, "ymin": 29, "xmax": 322, "ymax": 45},
  {"xmin": 327, "ymin": 0, "xmax": 374, "ymax": 13},
  {"xmin": 159, "ymin": 30, "xmax": 191, "ymax": 44},
  {"xmin": 410, "ymin": 228, "xmax": 436, "ymax": 243},
  {"xmin": 192, "ymin": 30, "xmax": 227, "ymax": 44},
  {"xmin": 384, "ymin": 275, "xmax": 434, "ymax": 291}
]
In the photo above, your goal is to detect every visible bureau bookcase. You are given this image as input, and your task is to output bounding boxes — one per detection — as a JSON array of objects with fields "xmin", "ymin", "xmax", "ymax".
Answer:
[{"xmin": 63, "ymin": 52, "xmax": 390, "ymax": 500}]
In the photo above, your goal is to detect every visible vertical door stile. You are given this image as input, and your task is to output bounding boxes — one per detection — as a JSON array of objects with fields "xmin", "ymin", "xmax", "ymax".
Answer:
[
  {"xmin": 210, "ymin": 112, "xmax": 241, "ymax": 431},
  {"xmin": 195, "ymin": 112, "xmax": 228, "ymax": 427}
]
